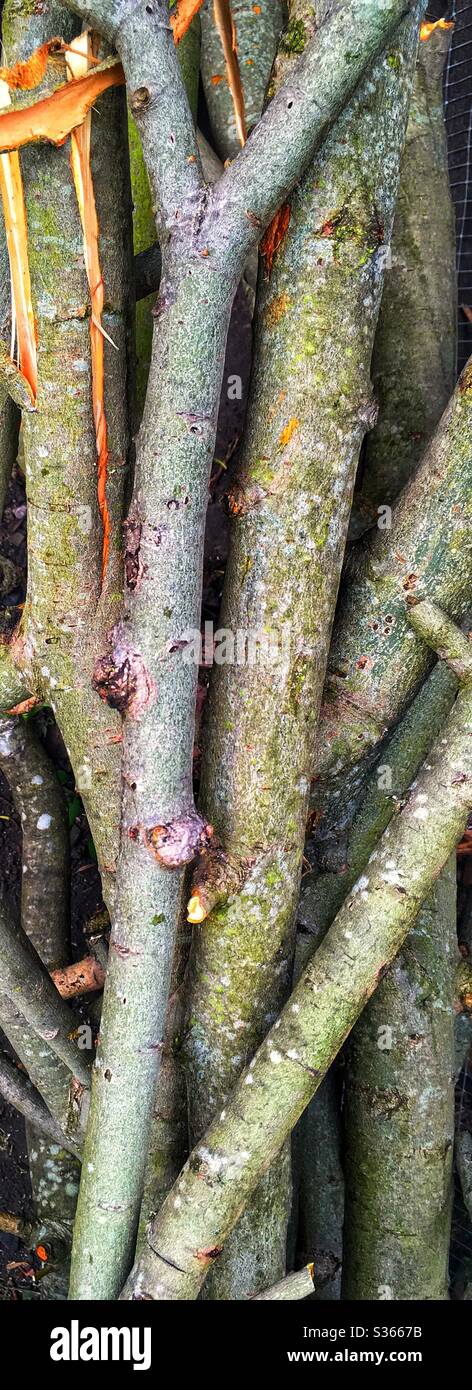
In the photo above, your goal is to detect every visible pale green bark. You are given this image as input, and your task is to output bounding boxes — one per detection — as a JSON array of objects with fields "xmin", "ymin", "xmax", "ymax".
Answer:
[
  {"xmin": 342, "ymin": 857, "xmax": 456, "ymax": 1300},
  {"xmin": 316, "ymin": 362, "xmax": 472, "ymax": 784},
  {"xmin": 358, "ymin": 23, "xmax": 456, "ymax": 521},
  {"xmin": 184, "ymin": 3, "xmax": 421, "ymax": 1298},
  {"xmin": 65, "ymin": 0, "xmax": 418, "ymax": 1301},
  {"xmin": 200, "ymin": 0, "xmax": 284, "ymax": 158},
  {"xmin": 124, "ymin": 671, "xmax": 472, "ymax": 1300}
]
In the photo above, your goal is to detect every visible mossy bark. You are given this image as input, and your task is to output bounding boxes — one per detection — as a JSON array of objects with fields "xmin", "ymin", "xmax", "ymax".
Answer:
[
  {"xmin": 316, "ymin": 360, "xmax": 472, "ymax": 785},
  {"xmin": 184, "ymin": 5, "xmax": 421, "ymax": 1298},
  {"xmin": 124, "ymin": 675, "xmax": 472, "ymax": 1301},
  {"xmin": 200, "ymin": 0, "xmax": 284, "ymax": 159},
  {"xmin": 2, "ymin": 0, "xmax": 133, "ymax": 908},
  {"xmin": 342, "ymin": 856, "xmax": 456, "ymax": 1300},
  {"xmin": 128, "ymin": 15, "xmax": 201, "ymax": 419},
  {"xmin": 51, "ymin": 0, "xmax": 430, "ymax": 1301},
  {"xmin": 358, "ymin": 24, "xmax": 456, "ymax": 520}
]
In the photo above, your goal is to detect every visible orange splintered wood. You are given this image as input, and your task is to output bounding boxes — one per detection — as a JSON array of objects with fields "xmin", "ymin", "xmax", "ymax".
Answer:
[
  {"xmin": 213, "ymin": 0, "xmax": 247, "ymax": 146},
  {"xmin": 171, "ymin": 0, "xmax": 206, "ymax": 44},
  {"xmin": 0, "ymin": 38, "xmax": 72, "ymax": 91},
  {"xmin": 260, "ymin": 203, "xmax": 291, "ymax": 276},
  {"xmin": 0, "ymin": 39, "xmax": 57, "ymax": 91},
  {"xmin": 0, "ymin": 82, "xmax": 37, "ymax": 404},
  {"xmin": 420, "ymin": 19, "xmax": 454, "ymax": 42},
  {"xmin": 0, "ymin": 57, "xmax": 124, "ymax": 154},
  {"xmin": 66, "ymin": 33, "xmax": 111, "ymax": 582}
]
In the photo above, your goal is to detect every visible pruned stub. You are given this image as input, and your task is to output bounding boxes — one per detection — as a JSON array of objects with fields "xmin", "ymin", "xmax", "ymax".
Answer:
[
  {"xmin": 92, "ymin": 628, "xmax": 156, "ymax": 718},
  {"xmin": 140, "ymin": 810, "xmax": 215, "ymax": 869}
]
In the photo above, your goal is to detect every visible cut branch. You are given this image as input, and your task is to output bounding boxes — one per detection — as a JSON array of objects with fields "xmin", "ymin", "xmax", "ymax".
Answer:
[
  {"xmin": 250, "ymin": 1264, "xmax": 315, "ymax": 1301},
  {"xmin": 123, "ymin": 672, "xmax": 472, "ymax": 1300}
]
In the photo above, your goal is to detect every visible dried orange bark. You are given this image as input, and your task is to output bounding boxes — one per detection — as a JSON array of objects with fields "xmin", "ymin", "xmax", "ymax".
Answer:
[
  {"xmin": 213, "ymin": 0, "xmax": 247, "ymax": 146},
  {"xmin": 260, "ymin": 202, "xmax": 291, "ymax": 276},
  {"xmin": 0, "ymin": 81, "xmax": 36, "ymax": 404},
  {"xmin": 171, "ymin": 0, "xmax": 206, "ymax": 44},
  {"xmin": 0, "ymin": 57, "xmax": 124, "ymax": 153}
]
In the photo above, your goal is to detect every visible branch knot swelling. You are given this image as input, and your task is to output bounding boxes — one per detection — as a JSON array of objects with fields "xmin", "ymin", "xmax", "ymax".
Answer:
[
  {"xmin": 135, "ymin": 811, "xmax": 215, "ymax": 869},
  {"xmin": 92, "ymin": 628, "xmax": 156, "ymax": 718}
]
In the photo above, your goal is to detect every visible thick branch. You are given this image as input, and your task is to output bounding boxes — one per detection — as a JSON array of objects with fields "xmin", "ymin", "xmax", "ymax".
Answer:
[
  {"xmin": 0, "ymin": 902, "xmax": 91, "ymax": 1085},
  {"xmin": 406, "ymin": 599, "xmax": 472, "ymax": 683},
  {"xmin": 69, "ymin": 0, "xmax": 426, "ymax": 1302},
  {"xmin": 184, "ymin": 0, "xmax": 421, "ymax": 1297},
  {"xmin": 0, "ymin": 1052, "xmax": 80, "ymax": 1157},
  {"xmin": 122, "ymin": 676, "xmax": 472, "ymax": 1299},
  {"xmin": 316, "ymin": 359, "xmax": 472, "ymax": 782}
]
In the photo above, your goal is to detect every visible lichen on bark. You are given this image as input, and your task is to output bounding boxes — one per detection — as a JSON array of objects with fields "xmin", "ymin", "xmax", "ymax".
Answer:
[
  {"xmin": 183, "ymin": 2, "xmax": 422, "ymax": 1298},
  {"xmin": 356, "ymin": 22, "xmax": 456, "ymax": 521}
]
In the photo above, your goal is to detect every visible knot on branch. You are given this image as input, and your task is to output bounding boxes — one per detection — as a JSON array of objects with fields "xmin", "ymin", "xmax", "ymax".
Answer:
[
  {"xmin": 131, "ymin": 809, "xmax": 215, "ymax": 869},
  {"xmin": 92, "ymin": 628, "xmax": 156, "ymax": 719},
  {"xmin": 130, "ymin": 85, "xmax": 153, "ymax": 114}
]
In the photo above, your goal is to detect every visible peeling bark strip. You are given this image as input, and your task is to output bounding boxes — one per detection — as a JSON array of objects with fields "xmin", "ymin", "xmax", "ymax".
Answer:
[
  {"xmin": 0, "ymin": 56, "xmax": 125, "ymax": 151},
  {"xmin": 184, "ymin": 1, "xmax": 422, "ymax": 1298},
  {"xmin": 123, "ymin": 674, "xmax": 472, "ymax": 1301},
  {"xmin": 54, "ymin": 0, "xmax": 419, "ymax": 1303},
  {"xmin": 0, "ymin": 98, "xmax": 37, "ymax": 405},
  {"xmin": 201, "ymin": 0, "xmax": 284, "ymax": 159}
]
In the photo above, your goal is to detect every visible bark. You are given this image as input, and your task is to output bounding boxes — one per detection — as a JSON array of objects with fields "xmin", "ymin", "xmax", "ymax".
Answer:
[
  {"xmin": 299, "ymin": 663, "xmax": 457, "ymax": 944},
  {"xmin": 2, "ymin": 0, "xmax": 133, "ymax": 909},
  {"xmin": 0, "ymin": 218, "xmax": 19, "ymax": 517},
  {"xmin": 316, "ymin": 361, "xmax": 472, "ymax": 785},
  {"xmin": 184, "ymin": 3, "xmax": 421, "ymax": 1298},
  {"xmin": 0, "ymin": 716, "xmax": 69, "ymax": 969},
  {"xmin": 0, "ymin": 711, "xmax": 78, "ymax": 1297},
  {"xmin": 0, "ymin": 1052, "xmax": 80, "ymax": 1155},
  {"xmin": 200, "ymin": 0, "xmax": 284, "ymax": 159},
  {"xmin": 290, "ymin": 1069, "xmax": 344, "ymax": 1300},
  {"xmin": 250, "ymin": 1265, "xmax": 315, "ymax": 1301},
  {"xmin": 123, "ymin": 663, "xmax": 472, "ymax": 1300},
  {"xmin": 294, "ymin": 664, "xmax": 458, "ymax": 1291},
  {"xmin": 0, "ymin": 992, "xmax": 83, "ymax": 1142},
  {"xmin": 63, "ymin": 0, "xmax": 417, "ymax": 1300},
  {"xmin": 0, "ymin": 901, "xmax": 91, "ymax": 1083},
  {"xmin": 357, "ymin": 23, "xmax": 456, "ymax": 520},
  {"xmin": 456, "ymin": 1130, "xmax": 472, "ymax": 1223},
  {"xmin": 137, "ymin": 959, "xmax": 189, "ymax": 1247},
  {"xmin": 128, "ymin": 14, "xmax": 200, "ymax": 418},
  {"xmin": 342, "ymin": 855, "xmax": 456, "ymax": 1300}
]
